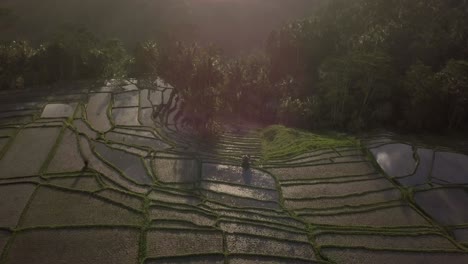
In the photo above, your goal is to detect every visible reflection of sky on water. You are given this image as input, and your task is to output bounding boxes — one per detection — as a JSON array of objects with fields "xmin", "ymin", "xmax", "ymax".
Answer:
[
  {"xmin": 372, "ymin": 144, "xmax": 416, "ymax": 177},
  {"xmin": 41, "ymin": 103, "xmax": 76, "ymax": 118},
  {"xmin": 376, "ymin": 152, "xmax": 391, "ymax": 171},
  {"xmin": 432, "ymin": 152, "xmax": 468, "ymax": 183},
  {"xmin": 203, "ymin": 164, "xmax": 277, "ymax": 189}
]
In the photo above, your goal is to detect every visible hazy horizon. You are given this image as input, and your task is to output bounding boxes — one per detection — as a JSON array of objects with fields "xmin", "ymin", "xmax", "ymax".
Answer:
[{"xmin": 0, "ymin": 0, "xmax": 324, "ymax": 55}]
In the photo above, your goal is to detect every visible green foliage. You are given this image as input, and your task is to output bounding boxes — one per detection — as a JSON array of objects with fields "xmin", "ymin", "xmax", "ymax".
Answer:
[
  {"xmin": 133, "ymin": 41, "xmax": 161, "ymax": 77},
  {"xmin": 136, "ymin": 42, "xmax": 279, "ymax": 136},
  {"xmin": 260, "ymin": 125, "xmax": 357, "ymax": 161},
  {"xmin": 437, "ymin": 60, "xmax": 468, "ymax": 129},
  {"xmin": 277, "ymin": 97, "xmax": 317, "ymax": 128},
  {"xmin": 44, "ymin": 27, "xmax": 131, "ymax": 80},
  {"xmin": 264, "ymin": 0, "xmax": 468, "ymax": 132},
  {"xmin": 136, "ymin": 41, "xmax": 225, "ymax": 137},
  {"xmin": 92, "ymin": 39, "xmax": 132, "ymax": 79},
  {"xmin": 0, "ymin": 27, "xmax": 131, "ymax": 89},
  {"xmin": 171, "ymin": 43, "xmax": 224, "ymax": 136},
  {"xmin": 403, "ymin": 62, "xmax": 445, "ymax": 130},
  {"xmin": 3, "ymin": 0, "xmax": 468, "ymax": 133},
  {"xmin": 317, "ymin": 51, "xmax": 395, "ymax": 130},
  {"xmin": 222, "ymin": 54, "xmax": 279, "ymax": 122},
  {"xmin": 0, "ymin": 41, "xmax": 36, "ymax": 89},
  {"xmin": 402, "ymin": 60, "xmax": 468, "ymax": 131}
]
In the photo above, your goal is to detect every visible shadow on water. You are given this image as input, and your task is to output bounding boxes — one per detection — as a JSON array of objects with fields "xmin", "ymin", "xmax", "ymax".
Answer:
[
  {"xmin": 242, "ymin": 168, "xmax": 252, "ymax": 185},
  {"xmin": 173, "ymin": 159, "xmax": 198, "ymax": 182}
]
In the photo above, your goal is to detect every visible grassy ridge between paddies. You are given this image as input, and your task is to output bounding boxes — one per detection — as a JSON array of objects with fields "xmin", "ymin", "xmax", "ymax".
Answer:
[{"xmin": 260, "ymin": 125, "xmax": 358, "ymax": 161}]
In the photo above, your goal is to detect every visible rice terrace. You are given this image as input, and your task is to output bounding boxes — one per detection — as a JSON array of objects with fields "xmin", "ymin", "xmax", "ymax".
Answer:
[
  {"xmin": 1, "ymin": 0, "xmax": 468, "ymax": 263},
  {"xmin": 0, "ymin": 78, "xmax": 467, "ymax": 263}
]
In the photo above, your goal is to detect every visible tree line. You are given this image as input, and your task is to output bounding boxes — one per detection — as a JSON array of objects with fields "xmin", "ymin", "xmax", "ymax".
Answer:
[
  {"xmin": 1, "ymin": 0, "xmax": 468, "ymax": 134},
  {"xmin": 264, "ymin": 0, "xmax": 468, "ymax": 132},
  {"xmin": 0, "ymin": 26, "xmax": 132, "ymax": 89}
]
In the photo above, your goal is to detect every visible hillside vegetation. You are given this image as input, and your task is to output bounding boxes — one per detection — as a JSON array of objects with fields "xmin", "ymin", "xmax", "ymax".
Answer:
[
  {"xmin": 1, "ymin": 0, "xmax": 468, "ymax": 135},
  {"xmin": 260, "ymin": 125, "xmax": 357, "ymax": 161}
]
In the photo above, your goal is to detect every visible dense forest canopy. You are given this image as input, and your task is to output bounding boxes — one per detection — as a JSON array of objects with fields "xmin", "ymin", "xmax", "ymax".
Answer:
[{"xmin": 1, "ymin": 0, "xmax": 468, "ymax": 134}]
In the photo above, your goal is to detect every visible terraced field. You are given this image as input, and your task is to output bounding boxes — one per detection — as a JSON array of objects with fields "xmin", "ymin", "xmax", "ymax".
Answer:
[{"xmin": 0, "ymin": 80, "xmax": 467, "ymax": 263}]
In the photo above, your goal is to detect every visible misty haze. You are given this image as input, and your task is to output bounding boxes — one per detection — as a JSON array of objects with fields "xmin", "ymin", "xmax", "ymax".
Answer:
[{"xmin": 1, "ymin": 1, "xmax": 468, "ymax": 263}]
